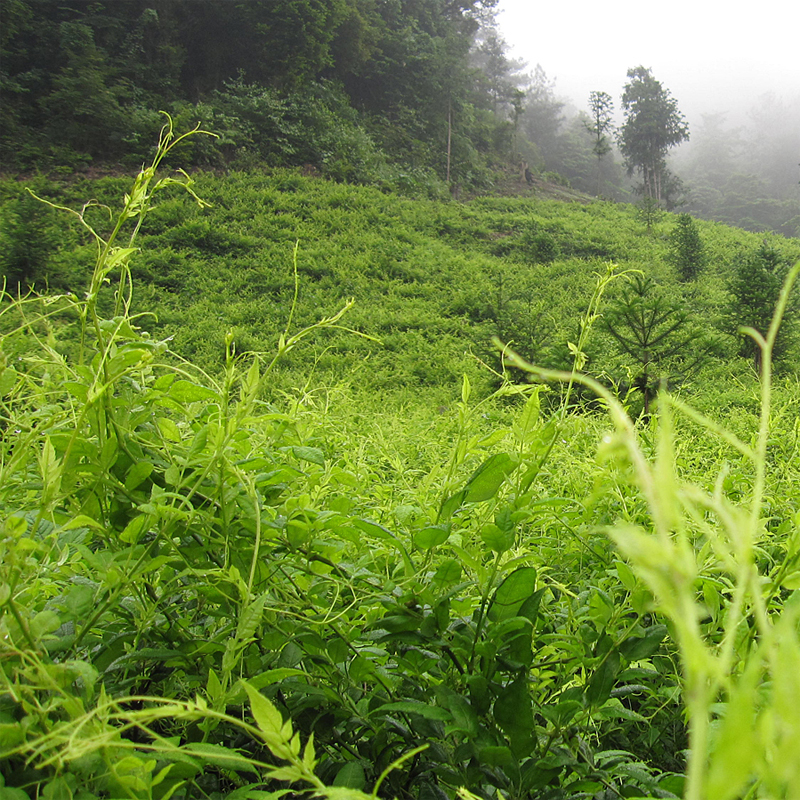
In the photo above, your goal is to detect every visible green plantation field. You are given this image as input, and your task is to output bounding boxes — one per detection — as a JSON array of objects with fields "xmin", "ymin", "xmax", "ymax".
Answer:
[{"xmin": 3, "ymin": 132, "xmax": 800, "ymax": 799}]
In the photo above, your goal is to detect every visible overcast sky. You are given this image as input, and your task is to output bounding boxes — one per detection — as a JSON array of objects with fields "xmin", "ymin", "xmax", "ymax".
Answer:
[{"xmin": 496, "ymin": 0, "xmax": 800, "ymax": 128}]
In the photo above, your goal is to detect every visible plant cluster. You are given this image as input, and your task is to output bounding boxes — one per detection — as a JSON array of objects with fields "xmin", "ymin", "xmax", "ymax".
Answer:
[
  {"xmin": 4, "ymin": 123, "xmax": 800, "ymax": 800},
  {"xmin": 0, "ymin": 122, "xmax": 687, "ymax": 800}
]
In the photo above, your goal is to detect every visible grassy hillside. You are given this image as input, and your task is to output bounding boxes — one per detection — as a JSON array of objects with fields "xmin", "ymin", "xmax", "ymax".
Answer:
[
  {"xmin": 3, "ymin": 157, "xmax": 800, "ymax": 799},
  {"xmin": 3, "ymin": 168, "xmax": 798, "ymax": 406}
]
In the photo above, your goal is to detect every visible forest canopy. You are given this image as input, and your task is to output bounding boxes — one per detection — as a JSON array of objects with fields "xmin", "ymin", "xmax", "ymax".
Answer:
[{"xmin": 1, "ymin": 0, "xmax": 797, "ymax": 235}]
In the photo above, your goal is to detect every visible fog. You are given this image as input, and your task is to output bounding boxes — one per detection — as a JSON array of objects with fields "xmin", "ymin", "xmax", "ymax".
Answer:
[{"xmin": 496, "ymin": 0, "xmax": 800, "ymax": 130}]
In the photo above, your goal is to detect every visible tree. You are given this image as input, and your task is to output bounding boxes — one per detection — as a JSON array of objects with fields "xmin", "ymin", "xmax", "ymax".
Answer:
[
  {"xmin": 602, "ymin": 275, "xmax": 714, "ymax": 416},
  {"xmin": 585, "ymin": 90, "xmax": 614, "ymax": 193},
  {"xmin": 668, "ymin": 214, "xmax": 707, "ymax": 281},
  {"xmin": 618, "ymin": 66, "xmax": 689, "ymax": 206},
  {"xmin": 726, "ymin": 242, "xmax": 796, "ymax": 374},
  {"xmin": 520, "ymin": 65, "xmax": 564, "ymax": 169}
]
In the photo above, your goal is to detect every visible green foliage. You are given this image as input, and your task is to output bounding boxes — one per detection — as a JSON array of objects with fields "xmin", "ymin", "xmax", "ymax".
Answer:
[
  {"xmin": 601, "ymin": 274, "xmax": 719, "ymax": 415},
  {"xmin": 726, "ymin": 241, "xmax": 797, "ymax": 372},
  {"xmin": 0, "ymin": 187, "xmax": 62, "ymax": 289},
  {"xmin": 636, "ymin": 195, "xmax": 664, "ymax": 234},
  {"xmin": 5, "ymin": 120, "xmax": 800, "ymax": 800},
  {"xmin": 619, "ymin": 66, "xmax": 689, "ymax": 206},
  {"xmin": 586, "ymin": 91, "xmax": 615, "ymax": 195},
  {"xmin": 0, "ymin": 127, "xmax": 686, "ymax": 800},
  {"xmin": 668, "ymin": 213, "xmax": 707, "ymax": 281},
  {"xmin": 0, "ymin": 0, "xmax": 513, "ymax": 187}
]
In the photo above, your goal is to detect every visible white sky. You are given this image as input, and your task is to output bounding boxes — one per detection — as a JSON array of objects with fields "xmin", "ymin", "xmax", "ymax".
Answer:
[{"xmin": 496, "ymin": 0, "xmax": 800, "ymax": 128}]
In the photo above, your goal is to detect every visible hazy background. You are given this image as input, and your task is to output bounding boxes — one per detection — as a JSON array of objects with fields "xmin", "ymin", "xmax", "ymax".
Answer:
[{"xmin": 496, "ymin": 0, "xmax": 800, "ymax": 127}]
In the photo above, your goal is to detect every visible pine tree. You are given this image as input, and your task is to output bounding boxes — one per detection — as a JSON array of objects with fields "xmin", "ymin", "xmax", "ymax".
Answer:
[
  {"xmin": 603, "ymin": 275, "xmax": 713, "ymax": 415},
  {"xmin": 726, "ymin": 242, "xmax": 795, "ymax": 373},
  {"xmin": 668, "ymin": 214, "xmax": 707, "ymax": 281}
]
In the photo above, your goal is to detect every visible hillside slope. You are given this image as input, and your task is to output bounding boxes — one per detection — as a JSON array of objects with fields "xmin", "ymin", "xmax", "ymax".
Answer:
[{"xmin": 2, "ymin": 169, "xmax": 799, "ymax": 404}]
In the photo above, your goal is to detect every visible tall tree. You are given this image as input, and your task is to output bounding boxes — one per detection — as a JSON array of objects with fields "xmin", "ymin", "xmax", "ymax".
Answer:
[
  {"xmin": 618, "ymin": 66, "xmax": 689, "ymax": 206},
  {"xmin": 585, "ymin": 90, "xmax": 614, "ymax": 194},
  {"xmin": 520, "ymin": 65, "xmax": 564, "ymax": 169}
]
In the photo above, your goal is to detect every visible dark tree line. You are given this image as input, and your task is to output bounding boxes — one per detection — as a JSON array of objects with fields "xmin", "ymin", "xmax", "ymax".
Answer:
[{"xmin": 1, "ymin": 0, "xmax": 528, "ymax": 185}]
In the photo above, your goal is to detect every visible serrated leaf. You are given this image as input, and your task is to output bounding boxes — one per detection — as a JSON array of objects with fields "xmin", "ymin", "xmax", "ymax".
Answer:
[
  {"xmin": 243, "ymin": 681, "xmax": 287, "ymax": 750},
  {"xmin": 157, "ymin": 417, "xmax": 181, "ymax": 442},
  {"xmin": 266, "ymin": 766, "xmax": 306, "ymax": 783}
]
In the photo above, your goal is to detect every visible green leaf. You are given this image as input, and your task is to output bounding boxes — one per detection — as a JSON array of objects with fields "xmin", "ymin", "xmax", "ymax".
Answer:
[
  {"xmin": 60, "ymin": 514, "xmax": 105, "ymax": 532},
  {"xmin": 120, "ymin": 514, "xmax": 148, "ymax": 544},
  {"xmin": 333, "ymin": 762, "xmax": 366, "ymax": 790},
  {"xmin": 488, "ymin": 566, "xmax": 537, "ymax": 622},
  {"xmin": 463, "ymin": 453, "xmax": 519, "ymax": 503},
  {"xmin": 292, "ymin": 446, "xmax": 325, "ymax": 467},
  {"xmin": 0, "ymin": 366, "xmax": 18, "ymax": 396},
  {"xmin": 619, "ymin": 625, "xmax": 667, "ymax": 661},
  {"xmin": 413, "ymin": 524, "xmax": 450, "ymax": 550},
  {"xmin": 182, "ymin": 743, "xmax": 254, "ymax": 771},
  {"xmin": 243, "ymin": 682, "xmax": 289, "ymax": 750},
  {"xmin": 615, "ymin": 559, "xmax": 637, "ymax": 592},
  {"xmin": 439, "ymin": 489, "xmax": 467, "ymax": 521},
  {"xmin": 513, "ymin": 390, "xmax": 540, "ymax": 444},
  {"xmin": 493, "ymin": 675, "xmax": 533, "ymax": 752},
  {"xmin": 237, "ymin": 594, "xmax": 267, "ymax": 644},
  {"xmin": 480, "ymin": 523, "xmax": 514, "ymax": 554},
  {"xmin": 461, "ymin": 373, "xmax": 471, "ymax": 404},
  {"xmin": 125, "ymin": 461, "xmax": 154, "ymax": 491},
  {"xmin": 30, "ymin": 610, "xmax": 61, "ymax": 639},
  {"xmin": 586, "ymin": 651, "xmax": 621, "ymax": 707},
  {"xmin": 157, "ymin": 417, "xmax": 182, "ymax": 442},
  {"xmin": 169, "ymin": 380, "xmax": 219, "ymax": 403},
  {"xmin": 780, "ymin": 571, "xmax": 800, "ymax": 590},
  {"xmin": 477, "ymin": 746, "xmax": 514, "ymax": 767},
  {"xmin": 433, "ymin": 558, "xmax": 462, "ymax": 585},
  {"xmin": 374, "ymin": 701, "xmax": 450, "ymax": 721}
]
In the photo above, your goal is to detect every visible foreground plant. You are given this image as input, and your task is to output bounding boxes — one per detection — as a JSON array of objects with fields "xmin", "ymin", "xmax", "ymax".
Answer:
[
  {"xmin": 502, "ymin": 258, "xmax": 800, "ymax": 799},
  {"xmin": 0, "ymin": 118, "xmax": 374, "ymax": 798}
]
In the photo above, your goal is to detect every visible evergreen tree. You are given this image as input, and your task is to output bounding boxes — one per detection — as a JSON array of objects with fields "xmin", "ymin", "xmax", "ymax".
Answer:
[
  {"xmin": 668, "ymin": 214, "xmax": 707, "ymax": 281},
  {"xmin": 520, "ymin": 65, "xmax": 564, "ymax": 170},
  {"xmin": 726, "ymin": 242, "xmax": 796, "ymax": 373},
  {"xmin": 618, "ymin": 66, "xmax": 689, "ymax": 206},
  {"xmin": 603, "ymin": 275, "xmax": 713, "ymax": 415}
]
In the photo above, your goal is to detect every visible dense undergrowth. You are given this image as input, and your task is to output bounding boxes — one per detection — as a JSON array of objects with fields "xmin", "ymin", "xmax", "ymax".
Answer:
[
  {"xmin": 3, "ymin": 125, "xmax": 800, "ymax": 799},
  {"xmin": 2, "ymin": 158, "xmax": 799, "ymax": 411}
]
